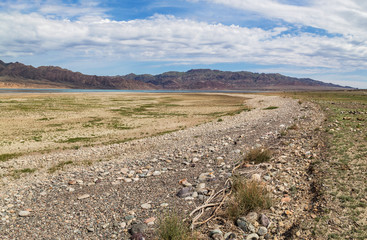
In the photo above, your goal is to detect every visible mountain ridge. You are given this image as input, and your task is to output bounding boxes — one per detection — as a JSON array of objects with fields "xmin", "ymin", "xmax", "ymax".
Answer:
[{"xmin": 0, "ymin": 60, "xmax": 351, "ymax": 90}]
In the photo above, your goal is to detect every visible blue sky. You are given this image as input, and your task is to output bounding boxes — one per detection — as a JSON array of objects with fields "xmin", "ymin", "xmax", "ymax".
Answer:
[{"xmin": 1, "ymin": 0, "xmax": 367, "ymax": 88}]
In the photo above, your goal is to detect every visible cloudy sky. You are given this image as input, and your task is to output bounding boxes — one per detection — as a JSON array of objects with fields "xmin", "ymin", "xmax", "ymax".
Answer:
[{"xmin": 1, "ymin": 0, "xmax": 367, "ymax": 88}]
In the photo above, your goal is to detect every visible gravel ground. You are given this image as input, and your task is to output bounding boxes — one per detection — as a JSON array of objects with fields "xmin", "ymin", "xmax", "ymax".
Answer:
[{"xmin": 0, "ymin": 94, "xmax": 323, "ymax": 239}]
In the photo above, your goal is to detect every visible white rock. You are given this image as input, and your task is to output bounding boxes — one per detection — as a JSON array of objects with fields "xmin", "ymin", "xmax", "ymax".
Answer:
[
  {"xmin": 77, "ymin": 194, "xmax": 90, "ymax": 200},
  {"xmin": 141, "ymin": 203, "xmax": 151, "ymax": 209},
  {"xmin": 18, "ymin": 211, "xmax": 30, "ymax": 217}
]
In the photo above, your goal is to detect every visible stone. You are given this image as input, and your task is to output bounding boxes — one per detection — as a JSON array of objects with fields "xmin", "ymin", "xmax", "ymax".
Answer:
[
  {"xmin": 245, "ymin": 212, "xmax": 258, "ymax": 223},
  {"xmin": 141, "ymin": 203, "xmax": 151, "ymax": 209},
  {"xmin": 124, "ymin": 178, "xmax": 132, "ymax": 183},
  {"xmin": 258, "ymin": 227, "xmax": 267, "ymax": 236},
  {"xmin": 68, "ymin": 180, "xmax": 76, "ymax": 185},
  {"xmin": 192, "ymin": 157, "xmax": 199, "ymax": 163},
  {"xmin": 131, "ymin": 233, "xmax": 146, "ymax": 240},
  {"xmin": 120, "ymin": 222, "xmax": 127, "ymax": 228},
  {"xmin": 87, "ymin": 226, "xmax": 94, "ymax": 232},
  {"xmin": 224, "ymin": 232, "xmax": 236, "ymax": 240},
  {"xmin": 259, "ymin": 214, "xmax": 270, "ymax": 227},
  {"xmin": 237, "ymin": 217, "xmax": 255, "ymax": 233},
  {"xmin": 152, "ymin": 171, "xmax": 161, "ymax": 176},
  {"xmin": 121, "ymin": 168, "xmax": 129, "ymax": 174},
  {"xmin": 196, "ymin": 183, "xmax": 207, "ymax": 193},
  {"xmin": 160, "ymin": 203, "xmax": 169, "ymax": 207},
  {"xmin": 144, "ymin": 217, "xmax": 156, "ymax": 225},
  {"xmin": 18, "ymin": 211, "xmax": 30, "ymax": 217},
  {"xmin": 179, "ymin": 179, "xmax": 192, "ymax": 187},
  {"xmin": 210, "ymin": 229, "xmax": 224, "ymax": 240},
  {"xmin": 198, "ymin": 172, "xmax": 215, "ymax": 182},
  {"xmin": 176, "ymin": 187, "xmax": 193, "ymax": 198},
  {"xmin": 130, "ymin": 223, "xmax": 147, "ymax": 235},
  {"xmin": 125, "ymin": 215, "xmax": 135, "ymax": 221},
  {"xmin": 77, "ymin": 194, "xmax": 90, "ymax": 200},
  {"xmin": 246, "ymin": 233, "xmax": 259, "ymax": 240}
]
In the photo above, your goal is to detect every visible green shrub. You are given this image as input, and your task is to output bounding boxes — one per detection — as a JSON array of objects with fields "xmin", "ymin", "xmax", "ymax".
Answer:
[{"xmin": 157, "ymin": 212, "xmax": 193, "ymax": 240}]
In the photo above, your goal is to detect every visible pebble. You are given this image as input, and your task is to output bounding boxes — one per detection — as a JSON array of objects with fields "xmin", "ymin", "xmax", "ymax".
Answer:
[
  {"xmin": 237, "ymin": 217, "xmax": 255, "ymax": 233},
  {"xmin": 124, "ymin": 178, "xmax": 132, "ymax": 183},
  {"xmin": 224, "ymin": 232, "xmax": 236, "ymax": 240},
  {"xmin": 18, "ymin": 211, "xmax": 30, "ymax": 217},
  {"xmin": 176, "ymin": 187, "xmax": 193, "ymax": 198},
  {"xmin": 246, "ymin": 233, "xmax": 259, "ymax": 240},
  {"xmin": 86, "ymin": 226, "xmax": 94, "ymax": 232},
  {"xmin": 141, "ymin": 203, "xmax": 151, "ymax": 209},
  {"xmin": 259, "ymin": 214, "xmax": 270, "ymax": 227},
  {"xmin": 130, "ymin": 223, "xmax": 147, "ymax": 235},
  {"xmin": 198, "ymin": 172, "xmax": 215, "ymax": 182},
  {"xmin": 144, "ymin": 217, "xmax": 156, "ymax": 225},
  {"xmin": 246, "ymin": 212, "xmax": 258, "ymax": 223},
  {"xmin": 152, "ymin": 171, "xmax": 161, "ymax": 176},
  {"xmin": 258, "ymin": 226, "xmax": 267, "ymax": 236},
  {"xmin": 77, "ymin": 194, "xmax": 90, "ymax": 200}
]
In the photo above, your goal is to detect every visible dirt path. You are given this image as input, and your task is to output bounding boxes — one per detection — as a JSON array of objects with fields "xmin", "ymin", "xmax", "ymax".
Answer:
[{"xmin": 0, "ymin": 94, "xmax": 325, "ymax": 239}]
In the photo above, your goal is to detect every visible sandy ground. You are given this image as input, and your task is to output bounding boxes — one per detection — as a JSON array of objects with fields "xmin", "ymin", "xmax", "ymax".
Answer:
[{"xmin": 0, "ymin": 93, "xmax": 248, "ymax": 156}]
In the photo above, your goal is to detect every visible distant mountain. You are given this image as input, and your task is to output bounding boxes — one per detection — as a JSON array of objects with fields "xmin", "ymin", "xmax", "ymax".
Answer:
[
  {"xmin": 0, "ymin": 60, "xmax": 154, "ymax": 89},
  {"xmin": 0, "ymin": 60, "xmax": 350, "ymax": 90},
  {"xmin": 124, "ymin": 69, "xmax": 350, "ymax": 90}
]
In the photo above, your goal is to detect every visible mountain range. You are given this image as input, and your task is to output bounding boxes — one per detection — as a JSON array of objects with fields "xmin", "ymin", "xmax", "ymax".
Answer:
[{"xmin": 0, "ymin": 60, "xmax": 350, "ymax": 90}]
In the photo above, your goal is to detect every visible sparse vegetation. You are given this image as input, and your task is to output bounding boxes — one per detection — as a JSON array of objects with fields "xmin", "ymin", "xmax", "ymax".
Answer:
[
  {"xmin": 157, "ymin": 212, "xmax": 193, "ymax": 240},
  {"xmin": 244, "ymin": 147, "xmax": 272, "ymax": 164},
  {"xmin": 227, "ymin": 177, "xmax": 272, "ymax": 220},
  {"xmin": 0, "ymin": 93, "xmax": 249, "ymax": 157},
  {"xmin": 263, "ymin": 106, "xmax": 278, "ymax": 110},
  {"xmin": 11, "ymin": 168, "xmax": 37, "ymax": 179},
  {"xmin": 48, "ymin": 160, "xmax": 73, "ymax": 173},
  {"xmin": 0, "ymin": 153, "xmax": 21, "ymax": 162},
  {"xmin": 282, "ymin": 90, "xmax": 367, "ymax": 239}
]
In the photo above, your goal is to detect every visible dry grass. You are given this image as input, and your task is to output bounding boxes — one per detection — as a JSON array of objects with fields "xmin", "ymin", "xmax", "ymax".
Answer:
[
  {"xmin": 244, "ymin": 147, "xmax": 272, "ymax": 164},
  {"xmin": 227, "ymin": 177, "xmax": 272, "ymax": 220},
  {"xmin": 0, "ymin": 93, "xmax": 249, "ymax": 156}
]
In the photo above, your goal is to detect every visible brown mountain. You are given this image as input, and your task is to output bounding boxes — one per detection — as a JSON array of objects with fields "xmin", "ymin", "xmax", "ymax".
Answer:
[
  {"xmin": 124, "ymin": 69, "xmax": 350, "ymax": 90},
  {"xmin": 0, "ymin": 60, "xmax": 154, "ymax": 89},
  {"xmin": 0, "ymin": 60, "xmax": 350, "ymax": 90}
]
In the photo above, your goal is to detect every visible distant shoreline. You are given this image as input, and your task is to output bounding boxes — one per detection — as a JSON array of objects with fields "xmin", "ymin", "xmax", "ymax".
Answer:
[{"xmin": 0, "ymin": 88, "xmax": 267, "ymax": 94}]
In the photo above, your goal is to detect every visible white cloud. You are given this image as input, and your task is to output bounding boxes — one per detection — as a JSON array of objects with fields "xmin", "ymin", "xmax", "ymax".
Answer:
[
  {"xmin": 1, "ymin": 11, "xmax": 367, "ymax": 73},
  {"xmin": 202, "ymin": 0, "xmax": 367, "ymax": 39}
]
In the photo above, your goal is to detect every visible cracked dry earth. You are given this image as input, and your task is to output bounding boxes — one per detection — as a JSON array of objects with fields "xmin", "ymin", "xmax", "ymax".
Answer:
[{"xmin": 0, "ymin": 94, "xmax": 325, "ymax": 239}]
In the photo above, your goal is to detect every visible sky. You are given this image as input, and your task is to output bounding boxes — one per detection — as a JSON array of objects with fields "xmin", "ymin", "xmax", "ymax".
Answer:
[{"xmin": 1, "ymin": 0, "xmax": 367, "ymax": 88}]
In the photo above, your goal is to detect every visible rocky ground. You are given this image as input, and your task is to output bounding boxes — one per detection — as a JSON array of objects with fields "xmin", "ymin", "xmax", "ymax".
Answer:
[{"xmin": 0, "ymin": 94, "xmax": 325, "ymax": 239}]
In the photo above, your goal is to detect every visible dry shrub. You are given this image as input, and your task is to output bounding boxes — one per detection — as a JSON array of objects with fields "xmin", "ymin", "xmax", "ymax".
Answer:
[
  {"xmin": 227, "ymin": 177, "xmax": 272, "ymax": 220},
  {"xmin": 244, "ymin": 148, "xmax": 272, "ymax": 164}
]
